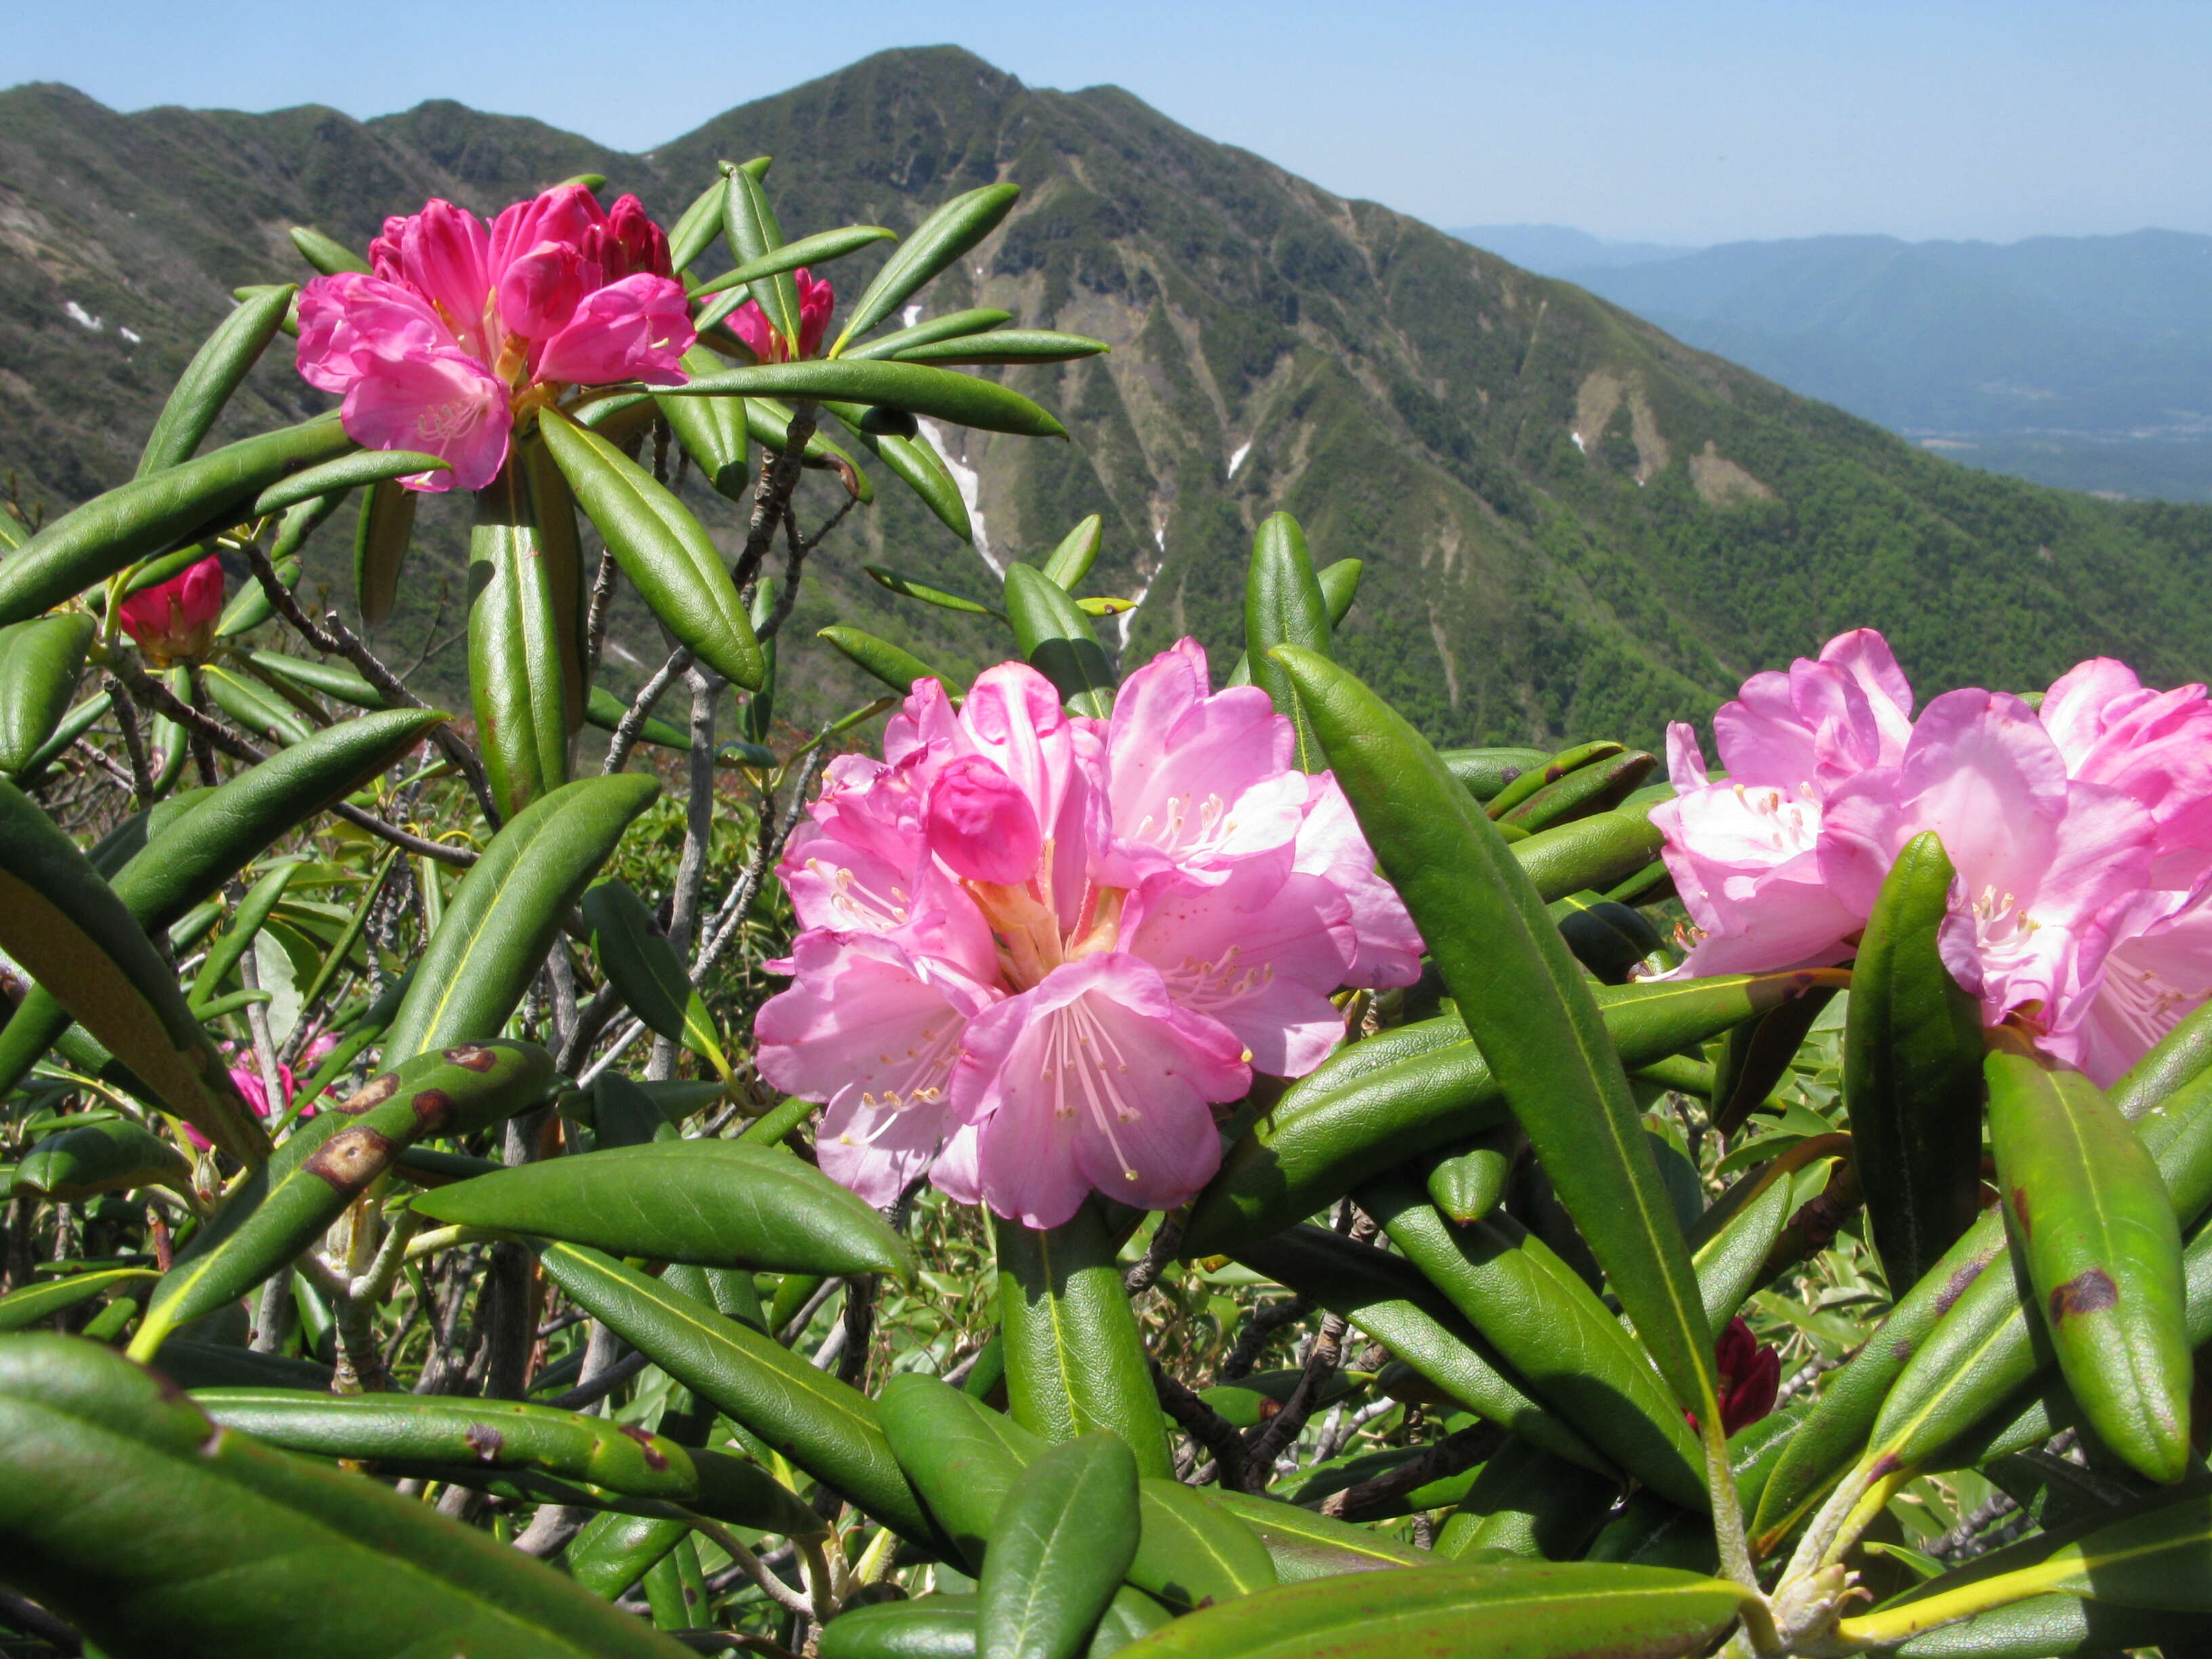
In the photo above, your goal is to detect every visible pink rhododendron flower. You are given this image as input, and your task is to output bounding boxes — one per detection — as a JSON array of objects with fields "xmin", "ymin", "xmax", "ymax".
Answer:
[
  {"xmin": 296, "ymin": 186, "xmax": 693, "ymax": 492},
  {"xmin": 185, "ymin": 1063, "xmax": 307, "ymax": 1150},
  {"xmin": 727, "ymin": 267, "xmax": 834, "ymax": 363},
  {"xmin": 1656, "ymin": 629, "xmax": 2212, "ymax": 1080},
  {"xmin": 117, "ymin": 555, "xmax": 224, "ymax": 666},
  {"xmin": 756, "ymin": 641, "xmax": 1422, "ymax": 1228}
]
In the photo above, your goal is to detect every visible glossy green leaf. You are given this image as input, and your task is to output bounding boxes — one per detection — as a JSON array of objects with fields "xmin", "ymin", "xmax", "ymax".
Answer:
[
  {"xmin": 1205, "ymin": 1490, "xmax": 1426, "ymax": 1580},
  {"xmin": 202, "ymin": 662, "xmax": 314, "ymax": 745},
  {"xmin": 537, "ymin": 1242, "xmax": 939, "ymax": 1544},
  {"xmin": 516, "ymin": 434, "xmax": 590, "ymax": 735},
  {"xmin": 136, "ymin": 285, "xmax": 298, "ymax": 476},
  {"xmin": 1039, "ymin": 516, "xmax": 1103, "ymax": 590},
  {"xmin": 818, "ymin": 627, "xmax": 960, "ymax": 698},
  {"xmin": 1109, "ymin": 1562, "xmax": 1744, "ymax": 1659},
  {"xmin": 1509, "ymin": 811, "xmax": 1666, "ymax": 903},
  {"xmin": 1364, "ymin": 1176, "xmax": 1705, "ymax": 1509},
  {"xmin": 582, "ymin": 685, "xmax": 687, "ymax": 752},
  {"xmin": 745, "ymin": 395, "xmax": 874, "ymax": 497},
  {"xmin": 289, "ymin": 224, "xmax": 369, "ymax": 275},
  {"xmin": 1685, "ymin": 1145, "xmax": 1835, "ymax": 1330},
  {"xmin": 666, "ymin": 179, "xmax": 726, "ymax": 274},
  {"xmin": 135, "ymin": 1042, "xmax": 553, "ymax": 1351},
  {"xmin": 844, "ymin": 307, "xmax": 1015, "ymax": 363},
  {"xmin": 415, "ymin": 1140, "xmax": 916, "ymax": 1278},
  {"xmin": 980, "ymin": 1435, "xmax": 1141, "ymax": 1659},
  {"xmin": 836, "ymin": 184, "xmax": 1022, "ymax": 349},
  {"xmin": 1231, "ymin": 1224, "xmax": 1605, "ymax": 1473},
  {"xmin": 469, "ymin": 495, "xmax": 573, "ymax": 820},
  {"xmin": 994, "ymin": 1207, "xmax": 1170, "ymax": 1477},
  {"xmin": 1987, "ymin": 1038, "xmax": 2192, "ymax": 1484},
  {"xmin": 14, "ymin": 1117, "xmax": 190, "ymax": 1200},
  {"xmin": 657, "ymin": 344, "xmax": 751, "ymax": 501},
  {"xmin": 670, "ymin": 361, "xmax": 1067, "ymax": 441},
  {"xmin": 0, "ymin": 613, "xmax": 95, "ymax": 772},
  {"xmin": 352, "ymin": 476, "xmax": 417, "ymax": 627},
  {"xmin": 693, "ymin": 223, "xmax": 896, "ymax": 306},
  {"xmin": 1496, "ymin": 750, "xmax": 1656, "ymax": 832},
  {"xmin": 0, "ymin": 778, "xmax": 264, "ymax": 1162},
  {"xmin": 1549, "ymin": 890, "xmax": 1665, "ymax": 984},
  {"xmin": 11, "ymin": 688, "xmax": 110, "ymax": 784},
  {"xmin": 382, "ymin": 773, "xmax": 659, "ymax": 1062},
  {"xmin": 824, "ymin": 404, "xmax": 971, "ymax": 539},
  {"xmin": 867, "ymin": 563, "xmax": 1005, "ymax": 619},
  {"xmin": 1245, "ymin": 514, "xmax": 1332, "ymax": 771},
  {"xmin": 580, "ymin": 879, "xmax": 730, "ymax": 1076},
  {"xmin": 248, "ymin": 447, "xmax": 447, "ymax": 518},
  {"xmin": 1003, "ymin": 565, "xmax": 1113, "ymax": 718},
  {"xmin": 0, "ymin": 708, "xmax": 445, "ymax": 1095},
  {"xmin": 1486, "ymin": 742, "xmax": 1624, "ymax": 820},
  {"xmin": 720, "ymin": 165, "xmax": 802, "ymax": 353},
  {"xmin": 895, "ymin": 330, "xmax": 1109, "ymax": 367},
  {"xmin": 539, "ymin": 409, "xmax": 764, "ymax": 691},
  {"xmin": 0, "ymin": 1335, "xmax": 692, "ymax": 1659},
  {"xmin": 0, "ymin": 417, "xmax": 355, "ymax": 628},
  {"xmin": 1437, "ymin": 1438, "xmax": 1622, "ymax": 1561},
  {"xmin": 1889, "ymin": 1592, "xmax": 2212, "ymax": 1658},
  {"xmin": 1127, "ymin": 1477, "xmax": 1277, "ymax": 1607},
  {"xmin": 1847, "ymin": 832, "xmax": 1988, "ymax": 1292},
  {"xmin": 1425, "ymin": 1124, "xmax": 1519, "ymax": 1225},
  {"xmin": 1185, "ymin": 970, "xmax": 1835, "ymax": 1255},
  {"xmin": 1435, "ymin": 748, "xmax": 1551, "ymax": 804},
  {"xmin": 0, "ymin": 1266, "xmax": 159, "ymax": 1332},
  {"xmin": 247, "ymin": 649, "xmax": 385, "ymax": 711}
]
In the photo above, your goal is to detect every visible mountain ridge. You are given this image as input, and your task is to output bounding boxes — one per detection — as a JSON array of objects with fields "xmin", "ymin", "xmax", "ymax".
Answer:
[{"xmin": 6, "ymin": 47, "xmax": 2211, "ymax": 752}]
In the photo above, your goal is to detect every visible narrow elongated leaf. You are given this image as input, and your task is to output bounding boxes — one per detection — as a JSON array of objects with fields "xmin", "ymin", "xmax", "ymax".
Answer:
[
  {"xmin": 823, "ymin": 404, "xmax": 970, "ymax": 539},
  {"xmin": 692, "ymin": 224, "xmax": 897, "ymax": 305},
  {"xmin": 720, "ymin": 166, "xmax": 802, "ymax": 354},
  {"xmin": 657, "ymin": 344, "xmax": 751, "ymax": 500},
  {"xmin": 539, "ymin": 409, "xmax": 764, "ymax": 690},
  {"xmin": 135, "ymin": 1042, "xmax": 552, "ymax": 1350},
  {"xmin": 580, "ymin": 879, "xmax": 729, "ymax": 1075},
  {"xmin": 1497, "ymin": 750, "xmax": 1656, "ymax": 832},
  {"xmin": 670, "ymin": 361, "xmax": 1067, "ymax": 441},
  {"xmin": 1003, "ymin": 565, "xmax": 1113, "ymax": 717},
  {"xmin": 895, "ymin": 330, "xmax": 1109, "ymax": 367},
  {"xmin": 469, "ymin": 498, "xmax": 573, "ymax": 820},
  {"xmin": 1439, "ymin": 1437, "xmax": 1623, "ymax": 1561},
  {"xmin": 415, "ymin": 1140, "xmax": 915, "ymax": 1278},
  {"xmin": 289, "ymin": 224, "xmax": 369, "ymax": 274},
  {"xmin": 203, "ymin": 663, "xmax": 314, "ymax": 745},
  {"xmin": 1486, "ymin": 741, "xmax": 1624, "ymax": 820},
  {"xmin": 837, "ymin": 184, "xmax": 1021, "ymax": 348},
  {"xmin": 1282, "ymin": 646, "xmax": 1723, "ymax": 1420},
  {"xmin": 0, "ymin": 779, "xmax": 262, "ymax": 1162},
  {"xmin": 249, "ymin": 447, "xmax": 447, "ymax": 517},
  {"xmin": 584, "ymin": 684, "xmax": 690, "ymax": 750},
  {"xmin": 1510, "ymin": 811, "xmax": 1665, "ymax": 903},
  {"xmin": 0, "ymin": 417, "xmax": 356, "ymax": 628},
  {"xmin": 382, "ymin": 773, "xmax": 659, "ymax": 1062},
  {"xmin": 1205, "ymin": 1490, "xmax": 1427, "ymax": 1580},
  {"xmin": 353, "ymin": 476, "xmax": 417, "ymax": 626},
  {"xmin": 1128, "ymin": 1479, "xmax": 1277, "ymax": 1608},
  {"xmin": 248, "ymin": 650, "xmax": 385, "ymax": 710},
  {"xmin": 1847, "ymin": 832, "xmax": 1988, "ymax": 1292},
  {"xmin": 666, "ymin": 179, "xmax": 726, "ymax": 274},
  {"xmin": 1889, "ymin": 1593, "xmax": 2212, "ymax": 1658},
  {"xmin": 745, "ymin": 394, "xmax": 874, "ymax": 498},
  {"xmin": 0, "ymin": 613, "xmax": 95, "ymax": 772},
  {"xmin": 538, "ymin": 1242, "xmax": 939, "ymax": 1544},
  {"xmin": 1987, "ymin": 1038, "xmax": 2192, "ymax": 1484},
  {"xmin": 1245, "ymin": 514, "xmax": 1332, "ymax": 771},
  {"xmin": 137, "ymin": 284, "xmax": 298, "ymax": 476},
  {"xmin": 994, "ymin": 1208, "xmax": 1172, "ymax": 1478},
  {"xmin": 0, "ymin": 1267, "xmax": 159, "ymax": 1332},
  {"xmin": 0, "ymin": 1336, "xmax": 691, "ymax": 1659},
  {"xmin": 818, "ymin": 626, "xmax": 959, "ymax": 697},
  {"xmin": 14, "ymin": 1117, "xmax": 190, "ymax": 1200},
  {"xmin": 980, "ymin": 1435, "xmax": 1141, "ymax": 1659},
  {"xmin": 1107, "ymin": 1563, "xmax": 1745, "ymax": 1659},
  {"xmin": 844, "ymin": 307, "xmax": 1014, "ymax": 363},
  {"xmin": 1039, "ymin": 516, "xmax": 1103, "ymax": 590}
]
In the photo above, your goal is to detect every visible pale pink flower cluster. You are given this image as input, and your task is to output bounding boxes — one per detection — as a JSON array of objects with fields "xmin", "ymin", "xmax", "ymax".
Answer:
[
  {"xmin": 1656, "ymin": 630, "xmax": 2212, "ymax": 1082},
  {"xmin": 756, "ymin": 641, "xmax": 1423, "ymax": 1227},
  {"xmin": 296, "ymin": 187, "xmax": 694, "ymax": 492}
]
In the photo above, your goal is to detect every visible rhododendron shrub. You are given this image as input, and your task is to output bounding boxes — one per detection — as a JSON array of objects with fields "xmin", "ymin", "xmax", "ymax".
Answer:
[{"xmin": 1, "ymin": 150, "xmax": 2205, "ymax": 1659}]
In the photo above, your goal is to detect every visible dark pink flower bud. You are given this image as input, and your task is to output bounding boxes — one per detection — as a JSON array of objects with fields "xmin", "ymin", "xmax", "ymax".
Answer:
[
  {"xmin": 1715, "ymin": 1317, "xmax": 1780, "ymax": 1435},
  {"xmin": 796, "ymin": 267, "xmax": 835, "ymax": 359},
  {"xmin": 927, "ymin": 754, "xmax": 1043, "ymax": 886},
  {"xmin": 117, "ymin": 555, "xmax": 224, "ymax": 666},
  {"xmin": 607, "ymin": 194, "xmax": 673, "ymax": 280}
]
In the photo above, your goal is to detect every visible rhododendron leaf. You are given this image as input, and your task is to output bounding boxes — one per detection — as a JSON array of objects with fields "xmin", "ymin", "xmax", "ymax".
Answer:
[
  {"xmin": 1683, "ymin": 1156, "xmax": 1807, "ymax": 1330},
  {"xmin": 0, "ymin": 613, "xmax": 94, "ymax": 773},
  {"xmin": 14, "ymin": 1116, "xmax": 191, "ymax": 1201},
  {"xmin": 1986, "ymin": 1038, "xmax": 2193, "ymax": 1484},
  {"xmin": 1874, "ymin": 1593, "xmax": 2211, "ymax": 1658},
  {"xmin": 1225, "ymin": 556, "xmax": 1361, "ymax": 687},
  {"xmin": 1438, "ymin": 1437, "xmax": 1624, "ymax": 1560},
  {"xmin": 468, "ymin": 500, "xmax": 573, "ymax": 821},
  {"xmin": 0, "ymin": 1266, "xmax": 159, "ymax": 1333},
  {"xmin": 288, "ymin": 224, "xmax": 370, "ymax": 276},
  {"xmin": 821, "ymin": 402, "xmax": 970, "ymax": 539},
  {"xmin": 1186, "ymin": 970, "xmax": 1834, "ymax": 1255},
  {"xmin": 382, "ymin": 774, "xmax": 659, "ymax": 1063},
  {"xmin": 1497, "ymin": 750, "xmax": 1657, "ymax": 832},
  {"xmin": 743, "ymin": 396, "xmax": 875, "ymax": 499},
  {"xmin": 657, "ymin": 345, "xmax": 751, "ymax": 501},
  {"xmin": 667, "ymin": 179, "xmax": 726, "ymax": 274},
  {"xmin": 248, "ymin": 447, "xmax": 447, "ymax": 518},
  {"xmin": 1511, "ymin": 811, "xmax": 1665, "ymax": 903},
  {"xmin": 1436, "ymin": 747, "xmax": 1560, "ymax": 803},
  {"xmin": 1245, "ymin": 512, "xmax": 1332, "ymax": 771},
  {"xmin": 1003, "ymin": 565, "xmax": 1113, "ymax": 717},
  {"xmin": 1846, "ymin": 832, "xmax": 1988, "ymax": 1292},
  {"xmin": 520, "ymin": 434, "xmax": 590, "ymax": 733},
  {"xmin": 538, "ymin": 1242, "xmax": 941, "ymax": 1546},
  {"xmin": 817, "ymin": 626, "xmax": 960, "ymax": 698},
  {"xmin": 137, "ymin": 283, "xmax": 297, "ymax": 477},
  {"xmin": 415, "ymin": 1141, "xmax": 912, "ymax": 1278},
  {"xmin": 580, "ymin": 879, "xmax": 731, "ymax": 1076},
  {"xmin": 994, "ymin": 1208, "xmax": 1172, "ymax": 1478},
  {"xmin": 892, "ymin": 329, "xmax": 1110, "ymax": 367},
  {"xmin": 2110, "ymin": 997, "xmax": 2212, "ymax": 1120},
  {"xmin": 880, "ymin": 1374, "xmax": 1037, "ymax": 1570},
  {"xmin": 842, "ymin": 306, "xmax": 1015, "ymax": 363},
  {"xmin": 693, "ymin": 224, "xmax": 895, "ymax": 310},
  {"xmin": 134, "ymin": 1042, "xmax": 553, "ymax": 1354},
  {"xmin": 583, "ymin": 684, "xmax": 690, "ymax": 750},
  {"xmin": 1101, "ymin": 1562, "xmax": 1746, "ymax": 1659},
  {"xmin": 1711, "ymin": 982, "xmax": 1841, "ymax": 1137},
  {"xmin": 1206, "ymin": 1489, "xmax": 1428, "ymax": 1578},
  {"xmin": 865, "ymin": 562, "xmax": 1006, "ymax": 620},
  {"xmin": 352, "ymin": 475, "xmax": 418, "ymax": 628},
  {"xmin": 537, "ymin": 409, "xmax": 764, "ymax": 691},
  {"xmin": 1038, "ymin": 514, "xmax": 1103, "ymax": 590},
  {"xmin": 672, "ymin": 361, "xmax": 1068, "ymax": 440},
  {"xmin": 201, "ymin": 663, "xmax": 312, "ymax": 746},
  {"xmin": 720, "ymin": 167, "xmax": 804, "ymax": 356},
  {"xmin": 0, "ymin": 1336, "xmax": 693, "ymax": 1659},
  {"xmin": 1231, "ymin": 1224, "xmax": 1606, "ymax": 1473},
  {"xmin": 0, "ymin": 416, "xmax": 355, "ymax": 628},
  {"xmin": 1485, "ymin": 740, "xmax": 1627, "ymax": 821},
  {"xmin": 1272, "ymin": 648, "xmax": 1723, "ymax": 1441},
  {"xmin": 978, "ymin": 1434, "xmax": 1140, "ymax": 1659},
  {"xmin": 836, "ymin": 183, "xmax": 1021, "ymax": 351},
  {"xmin": 1426, "ymin": 1123, "xmax": 1519, "ymax": 1225},
  {"xmin": 1364, "ymin": 1176, "xmax": 1705, "ymax": 1510}
]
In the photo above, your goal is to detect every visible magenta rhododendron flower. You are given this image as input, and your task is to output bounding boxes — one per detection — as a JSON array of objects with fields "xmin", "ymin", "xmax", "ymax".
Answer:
[
  {"xmin": 1712, "ymin": 1317, "xmax": 1780, "ymax": 1435},
  {"xmin": 117, "ymin": 554, "xmax": 224, "ymax": 666},
  {"xmin": 727, "ymin": 267, "xmax": 834, "ymax": 363},
  {"xmin": 295, "ymin": 186, "xmax": 693, "ymax": 492},
  {"xmin": 185, "ymin": 1062, "xmax": 305, "ymax": 1150},
  {"xmin": 1656, "ymin": 630, "xmax": 2212, "ymax": 1080},
  {"xmin": 756, "ymin": 640, "xmax": 1421, "ymax": 1228}
]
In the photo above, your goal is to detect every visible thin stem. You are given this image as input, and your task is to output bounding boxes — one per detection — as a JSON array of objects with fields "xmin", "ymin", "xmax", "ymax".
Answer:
[
  {"xmin": 103, "ymin": 672, "xmax": 155, "ymax": 807},
  {"xmin": 601, "ymin": 647, "xmax": 691, "ymax": 776}
]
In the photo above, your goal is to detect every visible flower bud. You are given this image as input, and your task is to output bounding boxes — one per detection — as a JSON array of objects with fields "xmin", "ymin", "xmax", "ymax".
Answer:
[
  {"xmin": 926, "ymin": 754, "xmax": 1042, "ymax": 886},
  {"xmin": 117, "ymin": 555, "xmax": 224, "ymax": 666}
]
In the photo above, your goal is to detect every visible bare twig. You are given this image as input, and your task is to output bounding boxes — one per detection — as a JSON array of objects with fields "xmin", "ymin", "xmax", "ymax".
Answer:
[
  {"xmin": 601, "ymin": 647, "xmax": 691, "ymax": 776},
  {"xmin": 733, "ymin": 409, "xmax": 817, "ymax": 596},
  {"xmin": 1123, "ymin": 1211, "xmax": 1185, "ymax": 1296},
  {"xmin": 1218, "ymin": 1295, "xmax": 1313, "ymax": 1384},
  {"xmin": 583, "ymin": 548, "xmax": 619, "ymax": 679},
  {"xmin": 1154, "ymin": 1361, "xmax": 1246, "ymax": 1488},
  {"xmin": 1317, "ymin": 1424, "xmax": 1502, "ymax": 1522},
  {"xmin": 102, "ymin": 673, "xmax": 155, "ymax": 807}
]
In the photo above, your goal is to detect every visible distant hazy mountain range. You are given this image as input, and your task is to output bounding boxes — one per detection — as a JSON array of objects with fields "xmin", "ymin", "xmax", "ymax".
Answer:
[{"xmin": 1453, "ymin": 224, "xmax": 2212, "ymax": 501}]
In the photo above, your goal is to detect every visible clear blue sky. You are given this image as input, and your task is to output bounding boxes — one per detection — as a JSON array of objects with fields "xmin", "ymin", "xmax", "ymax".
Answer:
[{"xmin": 12, "ymin": 1, "xmax": 2208, "ymax": 245}]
